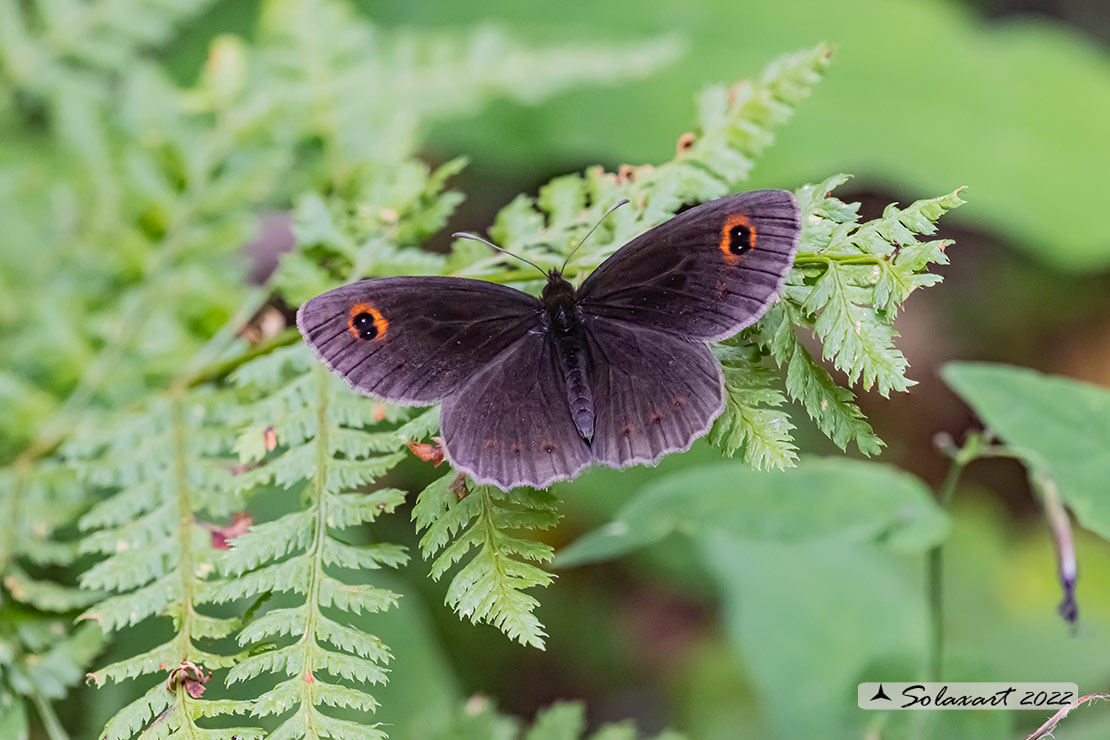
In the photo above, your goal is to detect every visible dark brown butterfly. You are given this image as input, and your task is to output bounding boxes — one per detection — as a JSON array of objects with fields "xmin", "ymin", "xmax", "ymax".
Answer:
[{"xmin": 298, "ymin": 190, "xmax": 801, "ymax": 490}]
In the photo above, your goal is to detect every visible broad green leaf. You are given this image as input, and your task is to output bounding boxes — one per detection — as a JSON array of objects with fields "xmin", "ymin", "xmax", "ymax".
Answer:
[
  {"xmin": 555, "ymin": 458, "xmax": 948, "ymax": 568},
  {"xmin": 943, "ymin": 362, "xmax": 1110, "ymax": 539},
  {"xmin": 699, "ymin": 532, "xmax": 1007, "ymax": 740}
]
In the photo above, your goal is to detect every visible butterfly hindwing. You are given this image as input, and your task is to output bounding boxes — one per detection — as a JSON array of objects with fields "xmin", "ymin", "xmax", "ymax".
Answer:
[
  {"xmin": 585, "ymin": 317, "xmax": 724, "ymax": 469},
  {"xmin": 297, "ymin": 277, "xmax": 542, "ymax": 405},
  {"xmin": 577, "ymin": 189, "xmax": 800, "ymax": 340},
  {"xmin": 440, "ymin": 330, "xmax": 592, "ymax": 489}
]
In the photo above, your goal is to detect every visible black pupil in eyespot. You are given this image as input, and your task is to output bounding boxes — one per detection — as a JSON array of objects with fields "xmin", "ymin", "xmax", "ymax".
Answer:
[
  {"xmin": 728, "ymin": 224, "xmax": 752, "ymax": 255},
  {"xmin": 352, "ymin": 312, "xmax": 377, "ymax": 339}
]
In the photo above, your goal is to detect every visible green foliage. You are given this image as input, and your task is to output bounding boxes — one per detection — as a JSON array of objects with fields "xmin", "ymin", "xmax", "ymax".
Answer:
[
  {"xmin": 705, "ymin": 536, "xmax": 931, "ymax": 740},
  {"xmin": 255, "ymin": 0, "xmax": 681, "ymax": 188},
  {"xmin": 414, "ymin": 473, "xmax": 560, "ymax": 649},
  {"xmin": 943, "ymin": 363, "xmax": 1110, "ymax": 538}
]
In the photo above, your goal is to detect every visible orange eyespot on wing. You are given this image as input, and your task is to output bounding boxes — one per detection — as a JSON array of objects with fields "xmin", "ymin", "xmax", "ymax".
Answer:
[
  {"xmin": 719, "ymin": 214, "xmax": 757, "ymax": 262},
  {"xmin": 347, "ymin": 302, "xmax": 388, "ymax": 341}
]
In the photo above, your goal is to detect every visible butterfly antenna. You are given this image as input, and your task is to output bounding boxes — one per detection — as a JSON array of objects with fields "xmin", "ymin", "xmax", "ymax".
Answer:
[
  {"xmin": 560, "ymin": 199, "xmax": 630, "ymax": 274},
  {"xmin": 452, "ymin": 232, "xmax": 548, "ymax": 278}
]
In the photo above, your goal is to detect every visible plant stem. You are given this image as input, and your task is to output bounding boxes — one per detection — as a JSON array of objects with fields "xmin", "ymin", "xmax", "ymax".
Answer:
[
  {"xmin": 911, "ymin": 441, "xmax": 976, "ymax": 740},
  {"xmin": 186, "ymin": 327, "xmax": 301, "ymax": 389},
  {"xmin": 927, "ymin": 461, "xmax": 961, "ymax": 682},
  {"xmin": 170, "ymin": 392, "xmax": 195, "ymax": 663},
  {"xmin": 31, "ymin": 689, "xmax": 69, "ymax": 740},
  {"xmin": 793, "ymin": 251, "xmax": 888, "ymax": 266},
  {"xmin": 293, "ymin": 363, "xmax": 334, "ymax": 731},
  {"xmin": 926, "ymin": 432, "xmax": 983, "ymax": 682}
]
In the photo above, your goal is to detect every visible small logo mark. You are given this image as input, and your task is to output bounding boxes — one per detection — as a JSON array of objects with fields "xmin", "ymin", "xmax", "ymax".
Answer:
[{"xmin": 870, "ymin": 684, "xmax": 892, "ymax": 702}]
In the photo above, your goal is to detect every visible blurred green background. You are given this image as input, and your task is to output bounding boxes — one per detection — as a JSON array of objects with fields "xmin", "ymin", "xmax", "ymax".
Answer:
[{"xmin": 5, "ymin": 0, "xmax": 1110, "ymax": 738}]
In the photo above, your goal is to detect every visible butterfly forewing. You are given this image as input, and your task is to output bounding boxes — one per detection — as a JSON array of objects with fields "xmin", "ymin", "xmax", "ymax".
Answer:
[
  {"xmin": 577, "ymin": 190, "xmax": 800, "ymax": 340},
  {"xmin": 297, "ymin": 277, "xmax": 542, "ymax": 405},
  {"xmin": 440, "ymin": 330, "xmax": 592, "ymax": 489}
]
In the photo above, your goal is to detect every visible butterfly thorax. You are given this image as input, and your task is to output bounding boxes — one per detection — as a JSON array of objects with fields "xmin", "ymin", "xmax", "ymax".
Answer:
[{"xmin": 542, "ymin": 272, "xmax": 594, "ymax": 442}]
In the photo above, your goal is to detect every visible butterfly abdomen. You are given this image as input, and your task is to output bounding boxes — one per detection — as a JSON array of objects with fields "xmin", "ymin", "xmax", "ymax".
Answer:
[
  {"xmin": 543, "ymin": 274, "xmax": 595, "ymax": 441},
  {"xmin": 559, "ymin": 336, "xmax": 594, "ymax": 442}
]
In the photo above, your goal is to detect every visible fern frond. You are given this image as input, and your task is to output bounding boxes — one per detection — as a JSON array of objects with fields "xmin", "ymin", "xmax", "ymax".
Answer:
[
  {"xmin": 219, "ymin": 355, "xmax": 409, "ymax": 737},
  {"xmin": 0, "ymin": 462, "xmax": 105, "ymax": 727},
  {"xmin": 98, "ymin": 682, "xmax": 173, "ymax": 740},
  {"xmin": 709, "ymin": 345, "xmax": 798, "ymax": 470},
  {"xmin": 414, "ymin": 473, "xmax": 559, "ymax": 649},
  {"xmin": 681, "ymin": 43, "xmax": 834, "ymax": 190},
  {"xmin": 70, "ymin": 391, "xmax": 248, "ymax": 738},
  {"xmin": 785, "ymin": 175, "xmax": 966, "ymax": 396},
  {"xmin": 2, "ymin": 564, "xmax": 99, "ymax": 612},
  {"xmin": 754, "ymin": 302, "xmax": 882, "ymax": 455},
  {"xmin": 388, "ymin": 44, "xmax": 960, "ymax": 640},
  {"xmin": 0, "ymin": 462, "xmax": 98, "ymax": 609}
]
